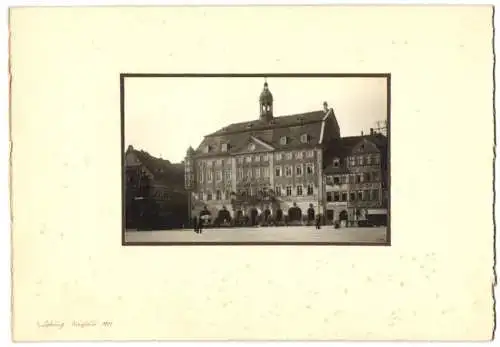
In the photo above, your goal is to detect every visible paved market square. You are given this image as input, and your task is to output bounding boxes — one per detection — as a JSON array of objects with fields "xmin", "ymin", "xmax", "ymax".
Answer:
[{"xmin": 125, "ymin": 226, "xmax": 388, "ymax": 244}]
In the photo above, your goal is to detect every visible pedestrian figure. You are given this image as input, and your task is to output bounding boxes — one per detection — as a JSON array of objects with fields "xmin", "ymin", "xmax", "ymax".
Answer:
[
  {"xmin": 197, "ymin": 216, "xmax": 204, "ymax": 234},
  {"xmin": 193, "ymin": 215, "xmax": 199, "ymax": 233},
  {"xmin": 315, "ymin": 214, "xmax": 321, "ymax": 230}
]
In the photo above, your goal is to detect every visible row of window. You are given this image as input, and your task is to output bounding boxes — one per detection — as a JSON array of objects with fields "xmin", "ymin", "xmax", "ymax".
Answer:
[
  {"xmin": 347, "ymin": 154, "xmax": 380, "ymax": 167},
  {"xmin": 199, "ymin": 184, "xmax": 316, "ymax": 201},
  {"xmin": 327, "ymin": 171, "xmax": 381, "ymax": 185},
  {"xmin": 199, "ymin": 163, "xmax": 316, "ymax": 183},
  {"xmin": 326, "ymin": 189, "xmax": 380, "ymax": 202},
  {"xmin": 274, "ymin": 163, "xmax": 314, "ymax": 178},
  {"xmin": 198, "ymin": 150, "xmax": 316, "ymax": 168}
]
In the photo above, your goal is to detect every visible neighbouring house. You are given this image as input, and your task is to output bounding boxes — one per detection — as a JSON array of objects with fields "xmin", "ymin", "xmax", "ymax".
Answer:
[
  {"xmin": 125, "ymin": 146, "xmax": 188, "ymax": 230},
  {"xmin": 323, "ymin": 130, "xmax": 388, "ymax": 226}
]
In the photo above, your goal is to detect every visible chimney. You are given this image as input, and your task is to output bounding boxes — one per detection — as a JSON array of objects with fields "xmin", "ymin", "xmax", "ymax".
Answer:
[
  {"xmin": 370, "ymin": 128, "xmax": 374, "ymax": 135},
  {"xmin": 323, "ymin": 101, "xmax": 329, "ymax": 113}
]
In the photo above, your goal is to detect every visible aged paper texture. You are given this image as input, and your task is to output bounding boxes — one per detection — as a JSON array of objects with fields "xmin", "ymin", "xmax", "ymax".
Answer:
[{"xmin": 10, "ymin": 6, "xmax": 495, "ymax": 340}]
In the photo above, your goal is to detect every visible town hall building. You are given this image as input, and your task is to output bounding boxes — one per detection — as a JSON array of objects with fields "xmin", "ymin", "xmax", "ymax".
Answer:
[{"xmin": 184, "ymin": 80, "xmax": 342, "ymax": 223}]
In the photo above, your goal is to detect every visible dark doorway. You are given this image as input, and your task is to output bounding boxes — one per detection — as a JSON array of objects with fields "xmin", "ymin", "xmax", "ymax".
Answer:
[{"xmin": 250, "ymin": 208, "xmax": 258, "ymax": 226}]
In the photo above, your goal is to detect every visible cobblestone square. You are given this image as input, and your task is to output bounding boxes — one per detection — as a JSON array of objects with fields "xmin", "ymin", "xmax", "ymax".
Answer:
[{"xmin": 125, "ymin": 226, "xmax": 388, "ymax": 244}]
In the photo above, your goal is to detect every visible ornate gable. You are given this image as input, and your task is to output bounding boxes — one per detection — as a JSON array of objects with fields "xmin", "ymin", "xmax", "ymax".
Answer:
[
  {"xmin": 231, "ymin": 135, "xmax": 275, "ymax": 154},
  {"xmin": 351, "ymin": 139, "xmax": 380, "ymax": 154}
]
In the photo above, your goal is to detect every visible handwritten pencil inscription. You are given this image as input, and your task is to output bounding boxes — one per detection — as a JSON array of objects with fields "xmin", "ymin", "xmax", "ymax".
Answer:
[{"xmin": 37, "ymin": 320, "xmax": 113, "ymax": 329}]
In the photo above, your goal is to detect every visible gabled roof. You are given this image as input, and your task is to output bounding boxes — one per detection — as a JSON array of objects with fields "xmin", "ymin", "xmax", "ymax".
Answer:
[
  {"xmin": 207, "ymin": 110, "xmax": 326, "ymax": 137},
  {"xmin": 194, "ymin": 109, "xmax": 338, "ymax": 157},
  {"xmin": 323, "ymin": 133, "xmax": 388, "ymax": 174},
  {"xmin": 126, "ymin": 147, "xmax": 185, "ymax": 189}
]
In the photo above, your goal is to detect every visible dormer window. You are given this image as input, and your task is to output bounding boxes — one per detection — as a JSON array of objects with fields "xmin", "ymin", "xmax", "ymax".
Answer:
[
  {"xmin": 221, "ymin": 143, "xmax": 229, "ymax": 152},
  {"xmin": 204, "ymin": 145, "xmax": 211, "ymax": 153},
  {"xmin": 333, "ymin": 158, "xmax": 340, "ymax": 167},
  {"xmin": 280, "ymin": 136, "xmax": 288, "ymax": 145},
  {"xmin": 300, "ymin": 134, "xmax": 309, "ymax": 143}
]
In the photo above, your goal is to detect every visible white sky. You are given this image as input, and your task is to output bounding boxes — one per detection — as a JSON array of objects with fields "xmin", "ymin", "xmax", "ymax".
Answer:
[{"xmin": 125, "ymin": 77, "xmax": 387, "ymax": 163}]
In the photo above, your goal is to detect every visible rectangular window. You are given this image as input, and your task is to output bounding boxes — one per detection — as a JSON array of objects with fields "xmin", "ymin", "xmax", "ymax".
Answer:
[
  {"xmin": 306, "ymin": 163, "xmax": 314, "ymax": 175},
  {"xmin": 198, "ymin": 192, "xmax": 203, "ymax": 200},
  {"xmin": 255, "ymin": 168, "xmax": 261, "ymax": 178},
  {"xmin": 306, "ymin": 150, "xmax": 314, "ymax": 158},
  {"xmin": 221, "ymin": 143, "xmax": 228, "ymax": 152},
  {"xmin": 326, "ymin": 192, "xmax": 333, "ymax": 202},
  {"xmin": 262, "ymin": 167, "xmax": 270, "ymax": 177},
  {"xmin": 216, "ymin": 170, "xmax": 222, "ymax": 181},
  {"xmin": 245, "ymin": 156, "xmax": 252, "ymax": 163},
  {"xmin": 333, "ymin": 176, "xmax": 340, "ymax": 185},
  {"xmin": 225, "ymin": 190, "xmax": 231, "ymax": 200},
  {"xmin": 199, "ymin": 172, "xmax": 204, "ymax": 183},
  {"xmin": 246, "ymin": 169, "xmax": 252, "ymax": 178},
  {"xmin": 341, "ymin": 175, "xmax": 347, "ymax": 184},
  {"xmin": 238, "ymin": 168, "xmax": 243, "ymax": 179},
  {"xmin": 356, "ymin": 175, "xmax": 362, "ymax": 183},
  {"xmin": 275, "ymin": 186, "xmax": 282, "ymax": 196},
  {"xmin": 374, "ymin": 154, "xmax": 380, "ymax": 164},
  {"xmin": 296, "ymin": 151, "xmax": 304, "ymax": 159},
  {"xmin": 216, "ymin": 190, "xmax": 222, "ymax": 200},
  {"xmin": 357, "ymin": 156, "xmax": 363, "ymax": 165},
  {"xmin": 275, "ymin": 153, "xmax": 282, "ymax": 161},
  {"xmin": 358, "ymin": 191, "xmax": 363, "ymax": 201},
  {"xmin": 254, "ymin": 155, "xmax": 260, "ymax": 162},
  {"xmin": 350, "ymin": 192, "xmax": 356, "ymax": 201},
  {"xmin": 262, "ymin": 154, "xmax": 269, "ymax": 161},
  {"xmin": 372, "ymin": 171, "xmax": 380, "ymax": 181},
  {"xmin": 307, "ymin": 185, "xmax": 314, "ymax": 195},
  {"xmin": 237, "ymin": 157, "xmax": 244, "ymax": 164},
  {"xmin": 334, "ymin": 192, "xmax": 340, "ymax": 201},
  {"xmin": 224, "ymin": 170, "xmax": 232, "ymax": 181},
  {"xmin": 275, "ymin": 166, "xmax": 282, "ymax": 177},
  {"xmin": 341, "ymin": 192, "xmax": 348, "ymax": 201},
  {"xmin": 366, "ymin": 155, "xmax": 372, "ymax": 165},
  {"xmin": 285, "ymin": 166, "xmax": 292, "ymax": 177},
  {"xmin": 296, "ymin": 185, "xmax": 303, "ymax": 196},
  {"xmin": 280, "ymin": 137, "xmax": 287, "ymax": 145},
  {"xmin": 372, "ymin": 189, "xmax": 379, "ymax": 201},
  {"xmin": 216, "ymin": 159, "xmax": 222, "ymax": 166},
  {"xmin": 207, "ymin": 191, "xmax": 213, "ymax": 201},
  {"xmin": 296, "ymin": 164, "xmax": 303, "ymax": 176},
  {"xmin": 349, "ymin": 156, "xmax": 356, "ymax": 167},
  {"xmin": 207, "ymin": 170, "xmax": 213, "ymax": 182},
  {"xmin": 286, "ymin": 186, "xmax": 292, "ymax": 196},
  {"xmin": 285, "ymin": 152, "xmax": 292, "ymax": 160},
  {"xmin": 365, "ymin": 172, "xmax": 371, "ymax": 182}
]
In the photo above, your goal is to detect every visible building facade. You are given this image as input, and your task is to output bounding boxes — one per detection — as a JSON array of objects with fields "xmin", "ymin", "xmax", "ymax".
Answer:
[
  {"xmin": 184, "ymin": 81, "xmax": 342, "ymax": 223},
  {"xmin": 323, "ymin": 131, "xmax": 388, "ymax": 226},
  {"xmin": 125, "ymin": 146, "xmax": 188, "ymax": 229}
]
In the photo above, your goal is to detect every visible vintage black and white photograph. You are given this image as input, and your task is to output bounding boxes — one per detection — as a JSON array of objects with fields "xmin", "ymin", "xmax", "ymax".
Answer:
[{"xmin": 123, "ymin": 74, "xmax": 390, "ymax": 245}]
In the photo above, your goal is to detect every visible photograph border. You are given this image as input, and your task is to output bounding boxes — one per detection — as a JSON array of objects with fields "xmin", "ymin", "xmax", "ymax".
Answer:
[{"xmin": 120, "ymin": 73, "xmax": 391, "ymax": 246}]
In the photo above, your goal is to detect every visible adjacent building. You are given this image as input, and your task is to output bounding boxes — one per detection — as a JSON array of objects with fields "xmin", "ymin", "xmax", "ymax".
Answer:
[
  {"xmin": 184, "ymin": 81, "xmax": 342, "ymax": 223},
  {"xmin": 323, "ymin": 130, "xmax": 388, "ymax": 226},
  {"xmin": 125, "ymin": 145, "xmax": 188, "ymax": 229}
]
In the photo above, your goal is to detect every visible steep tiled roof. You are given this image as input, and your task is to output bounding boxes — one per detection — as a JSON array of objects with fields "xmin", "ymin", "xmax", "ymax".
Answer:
[
  {"xmin": 129, "ymin": 149, "xmax": 185, "ymax": 189},
  {"xmin": 207, "ymin": 110, "xmax": 326, "ymax": 136},
  {"xmin": 195, "ymin": 110, "xmax": 337, "ymax": 157},
  {"xmin": 323, "ymin": 133, "xmax": 388, "ymax": 174}
]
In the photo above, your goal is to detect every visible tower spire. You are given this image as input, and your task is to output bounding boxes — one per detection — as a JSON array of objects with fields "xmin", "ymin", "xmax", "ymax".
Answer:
[{"xmin": 259, "ymin": 78, "xmax": 273, "ymax": 122}]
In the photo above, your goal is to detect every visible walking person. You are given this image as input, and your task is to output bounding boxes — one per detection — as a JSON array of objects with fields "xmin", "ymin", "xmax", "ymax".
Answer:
[
  {"xmin": 315, "ymin": 214, "xmax": 322, "ymax": 230},
  {"xmin": 197, "ymin": 215, "xmax": 204, "ymax": 234},
  {"xmin": 193, "ymin": 215, "xmax": 199, "ymax": 233}
]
